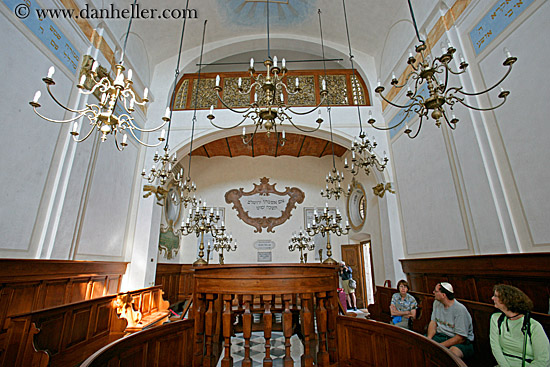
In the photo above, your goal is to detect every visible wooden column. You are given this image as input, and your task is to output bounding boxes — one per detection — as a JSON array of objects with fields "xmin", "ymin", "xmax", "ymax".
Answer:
[
  {"xmin": 282, "ymin": 294, "xmax": 294, "ymax": 367},
  {"xmin": 315, "ymin": 291, "xmax": 329, "ymax": 366},
  {"xmin": 262, "ymin": 296, "xmax": 273, "ymax": 367},
  {"xmin": 300, "ymin": 293, "xmax": 314, "ymax": 367},
  {"xmin": 203, "ymin": 293, "xmax": 218, "ymax": 367},
  {"xmin": 221, "ymin": 294, "xmax": 234, "ymax": 367},
  {"xmin": 242, "ymin": 295, "xmax": 253, "ymax": 367},
  {"xmin": 326, "ymin": 290, "xmax": 338, "ymax": 363}
]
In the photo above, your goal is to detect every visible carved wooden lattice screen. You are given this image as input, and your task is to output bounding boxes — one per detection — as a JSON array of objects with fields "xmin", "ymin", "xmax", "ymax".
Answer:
[{"xmin": 172, "ymin": 69, "xmax": 370, "ymax": 110}]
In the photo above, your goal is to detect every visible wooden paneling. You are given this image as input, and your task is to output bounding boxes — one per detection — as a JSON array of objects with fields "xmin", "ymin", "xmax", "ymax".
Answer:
[
  {"xmin": 369, "ymin": 286, "xmax": 550, "ymax": 367},
  {"xmin": 337, "ymin": 316, "xmax": 467, "ymax": 367},
  {"xmin": 400, "ymin": 253, "xmax": 550, "ymax": 313},
  {"xmin": 0, "ymin": 259, "xmax": 127, "ymax": 333},
  {"xmin": 155, "ymin": 263, "xmax": 194, "ymax": 305},
  {"xmin": 80, "ymin": 320, "xmax": 195, "ymax": 367}
]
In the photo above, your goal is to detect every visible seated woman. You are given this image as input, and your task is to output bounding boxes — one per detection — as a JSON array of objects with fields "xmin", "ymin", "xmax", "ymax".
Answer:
[
  {"xmin": 390, "ymin": 279, "xmax": 417, "ymax": 329},
  {"xmin": 490, "ymin": 284, "xmax": 550, "ymax": 367}
]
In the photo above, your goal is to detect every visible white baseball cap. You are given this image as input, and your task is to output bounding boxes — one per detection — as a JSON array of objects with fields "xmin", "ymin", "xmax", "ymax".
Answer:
[{"xmin": 440, "ymin": 282, "xmax": 454, "ymax": 294}]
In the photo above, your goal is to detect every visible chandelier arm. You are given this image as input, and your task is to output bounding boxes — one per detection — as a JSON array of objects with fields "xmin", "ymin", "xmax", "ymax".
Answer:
[
  {"xmin": 442, "ymin": 111, "xmax": 458, "ymax": 130},
  {"xmin": 215, "ymin": 91, "xmax": 252, "ymax": 114},
  {"xmin": 455, "ymin": 65, "xmax": 513, "ymax": 97},
  {"xmin": 446, "ymin": 65, "xmax": 468, "ymax": 76},
  {"xmin": 287, "ymin": 120, "xmax": 323, "ymax": 133},
  {"xmin": 45, "ymin": 85, "xmax": 89, "ymax": 114},
  {"xmin": 376, "ymin": 90, "xmax": 419, "ymax": 109},
  {"xmin": 406, "ymin": 118, "xmax": 423, "ymax": 139},
  {"xmin": 391, "ymin": 70, "xmax": 419, "ymax": 89},
  {"xmin": 285, "ymin": 94, "xmax": 327, "ymax": 115},
  {"xmin": 113, "ymin": 131, "xmax": 124, "ymax": 152},
  {"xmin": 118, "ymin": 114, "xmax": 168, "ymax": 133},
  {"xmin": 124, "ymin": 126, "xmax": 164, "ymax": 147},
  {"xmin": 71, "ymin": 121, "xmax": 97, "ymax": 143},
  {"xmin": 454, "ymin": 95, "xmax": 508, "ymax": 111},
  {"xmin": 242, "ymin": 123, "xmax": 259, "ymax": 145},
  {"xmin": 31, "ymin": 107, "xmax": 88, "ymax": 124},
  {"xmin": 210, "ymin": 113, "xmax": 249, "ymax": 130}
]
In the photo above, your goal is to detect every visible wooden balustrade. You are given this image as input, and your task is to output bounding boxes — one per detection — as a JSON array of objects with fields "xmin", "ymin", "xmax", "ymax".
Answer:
[
  {"xmin": 336, "ymin": 316, "xmax": 467, "ymax": 367},
  {"xmin": 155, "ymin": 263, "xmax": 194, "ymax": 305},
  {"xmin": 80, "ymin": 319, "xmax": 194, "ymax": 367},
  {"xmin": 369, "ymin": 286, "xmax": 550, "ymax": 367},
  {"xmin": 400, "ymin": 253, "xmax": 550, "ymax": 313},
  {"xmin": 0, "ymin": 286, "xmax": 168, "ymax": 367},
  {"xmin": 0, "ymin": 259, "xmax": 127, "ymax": 333},
  {"xmin": 192, "ymin": 264, "xmax": 339, "ymax": 367}
]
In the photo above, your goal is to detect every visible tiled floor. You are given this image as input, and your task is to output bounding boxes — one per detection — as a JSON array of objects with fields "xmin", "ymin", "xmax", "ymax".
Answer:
[{"xmin": 217, "ymin": 331, "xmax": 304, "ymax": 367}]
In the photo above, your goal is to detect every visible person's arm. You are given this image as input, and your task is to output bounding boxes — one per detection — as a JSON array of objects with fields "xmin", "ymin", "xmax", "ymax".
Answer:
[
  {"xmin": 529, "ymin": 321, "xmax": 550, "ymax": 367},
  {"xmin": 489, "ymin": 314, "xmax": 511, "ymax": 367},
  {"xmin": 409, "ymin": 308, "xmax": 416, "ymax": 319},
  {"xmin": 390, "ymin": 304, "xmax": 412, "ymax": 316},
  {"xmin": 440, "ymin": 334, "xmax": 466, "ymax": 348},
  {"xmin": 427, "ymin": 320, "xmax": 437, "ymax": 339}
]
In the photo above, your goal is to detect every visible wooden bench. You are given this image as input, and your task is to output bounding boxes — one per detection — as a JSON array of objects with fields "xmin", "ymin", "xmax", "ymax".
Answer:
[
  {"xmin": 0, "ymin": 286, "xmax": 169, "ymax": 367},
  {"xmin": 369, "ymin": 286, "xmax": 550, "ymax": 367},
  {"xmin": 337, "ymin": 315, "xmax": 467, "ymax": 366},
  {"xmin": 155, "ymin": 263, "xmax": 194, "ymax": 306}
]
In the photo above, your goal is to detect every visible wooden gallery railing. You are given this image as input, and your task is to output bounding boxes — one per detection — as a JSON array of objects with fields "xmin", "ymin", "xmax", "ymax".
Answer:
[{"xmin": 192, "ymin": 264, "xmax": 340, "ymax": 367}]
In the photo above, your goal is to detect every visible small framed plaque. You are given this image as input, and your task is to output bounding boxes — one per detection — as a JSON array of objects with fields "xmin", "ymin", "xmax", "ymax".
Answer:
[{"xmin": 257, "ymin": 251, "xmax": 272, "ymax": 262}]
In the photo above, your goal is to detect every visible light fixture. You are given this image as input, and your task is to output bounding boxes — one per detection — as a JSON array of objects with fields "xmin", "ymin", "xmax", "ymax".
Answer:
[
  {"xmin": 30, "ymin": 0, "xmax": 167, "ymax": 151},
  {"xmin": 179, "ymin": 202, "xmax": 223, "ymax": 266},
  {"xmin": 142, "ymin": 1, "xmax": 197, "ymax": 207},
  {"xmin": 207, "ymin": 0, "xmax": 328, "ymax": 146},
  {"xmin": 306, "ymin": 204, "xmax": 350, "ymax": 264},
  {"xmin": 373, "ymin": 182, "xmax": 395, "ymax": 198},
  {"xmin": 289, "ymin": 230, "xmax": 315, "ymax": 263},
  {"xmin": 368, "ymin": 0, "xmax": 517, "ymax": 138},
  {"xmin": 340, "ymin": 0, "xmax": 389, "ymax": 177},
  {"xmin": 212, "ymin": 229, "xmax": 237, "ymax": 265},
  {"xmin": 344, "ymin": 125, "xmax": 388, "ymax": 176}
]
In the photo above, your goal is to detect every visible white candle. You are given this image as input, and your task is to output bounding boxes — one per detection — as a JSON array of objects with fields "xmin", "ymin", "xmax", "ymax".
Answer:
[
  {"xmin": 215, "ymin": 75, "xmax": 220, "ymax": 87},
  {"xmin": 122, "ymin": 134, "xmax": 128, "ymax": 145},
  {"xmin": 322, "ymin": 79, "xmax": 326, "ymax": 90},
  {"xmin": 47, "ymin": 66, "xmax": 55, "ymax": 78},
  {"xmin": 143, "ymin": 87, "xmax": 148, "ymax": 100},
  {"xmin": 282, "ymin": 58, "xmax": 286, "ymax": 68},
  {"xmin": 127, "ymin": 69, "xmax": 133, "ymax": 82},
  {"xmin": 254, "ymin": 93, "xmax": 258, "ymax": 102},
  {"xmin": 503, "ymin": 47, "xmax": 512, "ymax": 59},
  {"xmin": 242, "ymin": 127, "xmax": 246, "ymax": 136},
  {"xmin": 295, "ymin": 78, "xmax": 299, "ymax": 87},
  {"xmin": 210, "ymin": 105, "xmax": 214, "ymax": 115},
  {"xmin": 72, "ymin": 121, "xmax": 78, "ymax": 133},
  {"xmin": 160, "ymin": 129, "xmax": 166, "ymax": 140},
  {"xmin": 377, "ymin": 79, "xmax": 381, "ymax": 87},
  {"xmin": 392, "ymin": 71, "xmax": 396, "ymax": 80},
  {"xmin": 280, "ymin": 93, "xmax": 284, "ymax": 102},
  {"xmin": 129, "ymin": 99, "xmax": 135, "ymax": 110},
  {"xmin": 344, "ymin": 157, "xmax": 347, "ymax": 166},
  {"xmin": 33, "ymin": 91, "xmax": 41, "ymax": 103},
  {"xmin": 164, "ymin": 107, "xmax": 171, "ymax": 119},
  {"xmin": 238, "ymin": 77, "xmax": 242, "ymax": 88},
  {"xmin": 282, "ymin": 130, "xmax": 285, "ymax": 139},
  {"xmin": 79, "ymin": 75, "xmax": 86, "ymax": 85},
  {"xmin": 92, "ymin": 61, "xmax": 99, "ymax": 72},
  {"xmin": 273, "ymin": 56, "xmax": 278, "ymax": 68},
  {"xmin": 250, "ymin": 57, "xmax": 254, "ymax": 68}
]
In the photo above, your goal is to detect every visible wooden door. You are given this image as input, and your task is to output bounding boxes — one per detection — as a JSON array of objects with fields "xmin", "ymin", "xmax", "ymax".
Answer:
[{"xmin": 341, "ymin": 244, "xmax": 366, "ymax": 309}]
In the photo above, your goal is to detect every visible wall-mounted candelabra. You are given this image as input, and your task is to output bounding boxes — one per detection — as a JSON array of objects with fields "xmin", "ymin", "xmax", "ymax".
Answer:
[
  {"xmin": 289, "ymin": 230, "xmax": 315, "ymax": 263},
  {"xmin": 179, "ymin": 202, "xmax": 223, "ymax": 265},
  {"xmin": 212, "ymin": 229, "xmax": 237, "ymax": 265},
  {"xmin": 306, "ymin": 205, "xmax": 350, "ymax": 264}
]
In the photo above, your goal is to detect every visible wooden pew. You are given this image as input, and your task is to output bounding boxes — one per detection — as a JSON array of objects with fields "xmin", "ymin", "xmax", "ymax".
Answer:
[
  {"xmin": 400, "ymin": 253, "xmax": 550, "ymax": 313},
  {"xmin": 155, "ymin": 263, "xmax": 194, "ymax": 305},
  {"xmin": 80, "ymin": 319, "xmax": 194, "ymax": 367},
  {"xmin": 337, "ymin": 315, "xmax": 467, "ymax": 366},
  {"xmin": 0, "ymin": 259, "xmax": 127, "ymax": 334},
  {"xmin": 0, "ymin": 286, "xmax": 169, "ymax": 367},
  {"xmin": 369, "ymin": 286, "xmax": 550, "ymax": 367}
]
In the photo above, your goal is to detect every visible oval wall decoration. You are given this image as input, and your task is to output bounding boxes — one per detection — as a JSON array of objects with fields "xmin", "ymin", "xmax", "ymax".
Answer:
[{"xmin": 225, "ymin": 177, "xmax": 305, "ymax": 233}]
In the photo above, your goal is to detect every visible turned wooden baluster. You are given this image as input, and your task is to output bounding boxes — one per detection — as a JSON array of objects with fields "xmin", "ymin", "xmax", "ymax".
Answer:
[
  {"xmin": 242, "ymin": 295, "xmax": 253, "ymax": 367},
  {"xmin": 222, "ymin": 294, "xmax": 234, "ymax": 367},
  {"xmin": 282, "ymin": 294, "xmax": 294, "ymax": 367},
  {"xmin": 203, "ymin": 293, "xmax": 218, "ymax": 367},
  {"xmin": 315, "ymin": 292, "xmax": 329, "ymax": 366},
  {"xmin": 193, "ymin": 292, "xmax": 206, "ymax": 367},
  {"xmin": 262, "ymin": 295, "xmax": 273, "ymax": 367},
  {"xmin": 300, "ymin": 293, "xmax": 314, "ymax": 367},
  {"xmin": 326, "ymin": 290, "xmax": 338, "ymax": 363}
]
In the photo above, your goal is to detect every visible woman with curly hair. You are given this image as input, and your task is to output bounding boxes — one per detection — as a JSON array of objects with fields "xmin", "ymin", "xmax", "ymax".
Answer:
[{"xmin": 490, "ymin": 284, "xmax": 549, "ymax": 366}]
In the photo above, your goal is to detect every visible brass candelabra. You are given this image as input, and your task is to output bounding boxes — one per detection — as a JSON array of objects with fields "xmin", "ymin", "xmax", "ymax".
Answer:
[
  {"xmin": 306, "ymin": 205, "xmax": 350, "ymax": 264},
  {"xmin": 289, "ymin": 230, "xmax": 315, "ymax": 263},
  {"xmin": 212, "ymin": 229, "xmax": 237, "ymax": 265},
  {"xmin": 179, "ymin": 203, "xmax": 223, "ymax": 265}
]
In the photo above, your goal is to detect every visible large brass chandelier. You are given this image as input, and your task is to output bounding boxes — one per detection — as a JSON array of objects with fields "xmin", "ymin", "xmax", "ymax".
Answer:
[
  {"xmin": 368, "ymin": 0, "xmax": 516, "ymax": 139},
  {"xmin": 142, "ymin": 2, "xmax": 197, "ymax": 207},
  {"xmin": 30, "ymin": 0, "xmax": 167, "ymax": 151},
  {"xmin": 344, "ymin": 129, "xmax": 388, "ymax": 176},
  {"xmin": 207, "ymin": 0, "xmax": 327, "ymax": 145}
]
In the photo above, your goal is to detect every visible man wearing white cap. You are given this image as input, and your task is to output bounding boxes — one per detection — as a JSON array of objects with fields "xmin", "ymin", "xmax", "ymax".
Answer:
[{"xmin": 427, "ymin": 282, "xmax": 474, "ymax": 360}]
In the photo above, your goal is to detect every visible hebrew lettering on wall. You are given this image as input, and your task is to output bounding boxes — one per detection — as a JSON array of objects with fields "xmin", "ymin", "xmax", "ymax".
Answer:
[{"xmin": 224, "ymin": 177, "xmax": 305, "ymax": 233}]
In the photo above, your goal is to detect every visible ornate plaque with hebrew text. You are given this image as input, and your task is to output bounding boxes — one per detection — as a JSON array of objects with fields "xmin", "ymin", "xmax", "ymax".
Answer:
[{"xmin": 225, "ymin": 177, "xmax": 305, "ymax": 233}]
